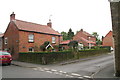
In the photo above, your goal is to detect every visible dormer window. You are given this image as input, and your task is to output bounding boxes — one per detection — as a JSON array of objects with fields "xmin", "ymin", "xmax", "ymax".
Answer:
[{"xmin": 28, "ymin": 34, "xmax": 34, "ymax": 42}]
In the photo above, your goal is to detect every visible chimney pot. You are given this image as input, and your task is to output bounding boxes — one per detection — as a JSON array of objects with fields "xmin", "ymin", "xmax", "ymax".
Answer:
[
  {"xmin": 47, "ymin": 19, "xmax": 52, "ymax": 28},
  {"xmin": 10, "ymin": 12, "xmax": 15, "ymax": 21}
]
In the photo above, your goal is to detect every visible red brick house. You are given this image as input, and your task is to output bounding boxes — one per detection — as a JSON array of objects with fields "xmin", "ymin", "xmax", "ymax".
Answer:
[
  {"xmin": 73, "ymin": 29, "xmax": 96, "ymax": 47},
  {"xmin": 3, "ymin": 12, "xmax": 62, "ymax": 59},
  {"xmin": 60, "ymin": 29, "xmax": 96, "ymax": 50},
  {"xmin": 102, "ymin": 31, "xmax": 114, "ymax": 48}
]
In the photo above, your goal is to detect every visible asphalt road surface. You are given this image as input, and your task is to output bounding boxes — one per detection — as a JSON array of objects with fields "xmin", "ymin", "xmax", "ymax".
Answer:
[
  {"xmin": 2, "ymin": 52, "xmax": 114, "ymax": 79},
  {"xmin": 46, "ymin": 52, "xmax": 114, "ymax": 77},
  {"xmin": 2, "ymin": 65, "xmax": 71, "ymax": 78}
]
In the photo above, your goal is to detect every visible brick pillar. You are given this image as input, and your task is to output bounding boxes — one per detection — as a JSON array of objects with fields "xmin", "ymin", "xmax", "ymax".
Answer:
[{"xmin": 110, "ymin": 1, "xmax": 120, "ymax": 77}]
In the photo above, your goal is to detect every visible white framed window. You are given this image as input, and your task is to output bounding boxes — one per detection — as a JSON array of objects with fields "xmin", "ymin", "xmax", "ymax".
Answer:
[
  {"xmin": 28, "ymin": 47, "xmax": 34, "ymax": 52},
  {"xmin": 52, "ymin": 37, "xmax": 56, "ymax": 43},
  {"xmin": 28, "ymin": 34, "xmax": 34, "ymax": 42},
  {"xmin": 4, "ymin": 37, "xmax": 8, "ymax": 44}
]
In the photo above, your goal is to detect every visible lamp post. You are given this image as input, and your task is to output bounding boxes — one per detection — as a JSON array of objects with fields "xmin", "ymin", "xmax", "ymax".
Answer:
[{"xmin": 88, "ymin": 37, "xmax": 91, "ymax": 49}]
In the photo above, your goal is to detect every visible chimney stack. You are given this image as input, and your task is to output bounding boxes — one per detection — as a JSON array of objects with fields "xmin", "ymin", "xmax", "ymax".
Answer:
[
  {"xmin": 80, "ymin": 29, "xmax": 83, "ymax": 32},
  {"xmin": 10, "ymin": 12, "xmax": 15, "ymax": 21},
  {"xmin": 47, "ymin": 19, "xmax": 52, "ymax": 28}
]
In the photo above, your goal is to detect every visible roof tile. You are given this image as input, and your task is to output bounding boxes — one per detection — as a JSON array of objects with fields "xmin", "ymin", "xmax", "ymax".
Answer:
[
  {"xmin": 60, "ymin": 40, "xmax": 71, "ymax": 44},
  {"xmin": 13, "ymin": 19, "xmax": 61, "ymax": 36}
]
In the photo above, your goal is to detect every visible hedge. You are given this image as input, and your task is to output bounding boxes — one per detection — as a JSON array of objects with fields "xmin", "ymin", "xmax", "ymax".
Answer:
[
  {"xmin": 17, "ymin": 49, "xmax": 110, "ymax": 65},
  {"xmin": 76, "ymin": 48, "xmax": 110, "ymax": 59},
  {"xmin": 18, "ymin": 51, "xmax": 74, "ymax": 64}
]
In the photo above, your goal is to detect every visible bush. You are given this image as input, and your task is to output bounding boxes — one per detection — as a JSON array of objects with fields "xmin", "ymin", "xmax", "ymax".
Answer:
[{"xmin": 40, "ymin": 41, "xmax": 50, "ymax": 51}]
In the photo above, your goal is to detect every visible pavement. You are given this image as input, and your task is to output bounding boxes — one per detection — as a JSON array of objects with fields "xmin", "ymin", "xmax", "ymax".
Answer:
[{"xmin": 11, "ymin": 52, "xmax": 120, "ymax": 79}]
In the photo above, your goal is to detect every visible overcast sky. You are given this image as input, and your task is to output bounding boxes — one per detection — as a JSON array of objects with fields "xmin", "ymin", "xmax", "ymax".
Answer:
[{"xmin": 0, "ymin": 0, "xmax": 112, "ymax": 38}]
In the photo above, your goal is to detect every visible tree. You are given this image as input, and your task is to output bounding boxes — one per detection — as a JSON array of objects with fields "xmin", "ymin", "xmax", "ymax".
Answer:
[
  {"xmin": 68, "ymin": 40, "xmax": 78, "ymax": 50},
  {"xmin": 61, "ymin": 28, "xmax": 74, "ymax": 40},
  {"xmin": 92, "ymin": 32, "xmax": 99, "ymax": 39},
  {"xmin": 61, "ymin": 31, "xmax": 68, "ymax": 40},
  {"xmin": 67, "ymin": 28, "xmax": 74, "ymax": 40},
  {"xmin": 96, "ymin": 39, "xmax": 102, "ymax": 46},
  {"xmin": 92, "ymin": 32, "xmax": 102, "ymax": 45}
]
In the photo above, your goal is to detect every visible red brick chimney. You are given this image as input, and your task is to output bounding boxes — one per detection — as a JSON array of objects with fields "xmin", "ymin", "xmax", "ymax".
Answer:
[
  {"xmin": 10, "ymin": 12, "xmax": 15, "ymax": 21},
  {"xmin": 47, "ymin": 19, "xmax": 52, "ymax": 28}
]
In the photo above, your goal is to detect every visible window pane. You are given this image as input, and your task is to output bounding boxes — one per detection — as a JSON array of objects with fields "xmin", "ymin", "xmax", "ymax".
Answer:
[
  {"xmin": 28, "ymin": 47, "xmax": 34, "ymax": 52},
  {"xmin": 28, "ymin": 34, "xmax": 34, "ymax": 42},
  {"xmin": 52, "ymin": 37, "xmax": 56, "ymax": 43}
]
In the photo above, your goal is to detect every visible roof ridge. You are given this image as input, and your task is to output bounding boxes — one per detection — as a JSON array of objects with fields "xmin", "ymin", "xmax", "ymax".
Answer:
[
  {"xmin": 12, "ymin": 19, "xmax": 61, "ymax": 36},
  {"xmin": 15, "ymin": 19, "xmax": 48, "ymax": 27},
  {"xmin": 83, "ymin": 31, "xmax": 91, "ymax": 36}
]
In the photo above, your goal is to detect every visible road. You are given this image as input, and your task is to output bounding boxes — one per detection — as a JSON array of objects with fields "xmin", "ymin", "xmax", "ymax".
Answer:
[
  {"xmin": 2, "ymin": 65, "xmax": 70, "ymax": 78},
  {"xmin": 46, "ymin": 52, "xmax": 114, "ymax": 77},
  {"xmin": 2, "ymin": 52, "xmax": 114, "ymax": 79}
]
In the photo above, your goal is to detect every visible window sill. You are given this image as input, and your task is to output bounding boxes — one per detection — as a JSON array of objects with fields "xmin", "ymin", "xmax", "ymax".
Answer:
[
  {"xmin": 28, "ymin": 42, "xmax": 34, "ymax": 43},
  {"xmin": 52, "ymin": 43, "xmax": 56, "ymax": 44}
]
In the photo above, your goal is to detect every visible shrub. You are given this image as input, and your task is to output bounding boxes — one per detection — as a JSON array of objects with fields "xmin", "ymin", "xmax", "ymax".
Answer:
[
  {"xmin": 40, "ymin": 41, "xmax": 50, "ymax": 51},
  {"xmin": 40, "ymin": 45, "xmax": 46, "ymax": 51}
]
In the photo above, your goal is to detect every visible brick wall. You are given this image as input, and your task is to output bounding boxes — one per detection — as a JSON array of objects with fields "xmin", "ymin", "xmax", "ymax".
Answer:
[
  {"xmin": 19, "ymin": 31, "xmax": 61, "ymax": 52},
  {"xmin": 102, "ymin": 31, "xmax": 114, "ymax": 48},
  {"xmin": 110, "ymin": 2, "xmax": 120, "ymax": 76},
  {"xmin": 3, "ymin": 21, "xmax": 19, "ymax": 59}
]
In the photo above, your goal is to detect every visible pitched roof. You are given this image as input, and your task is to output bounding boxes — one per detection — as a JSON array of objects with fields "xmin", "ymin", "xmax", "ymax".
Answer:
[
  {"xmin": 77, "ymin": 29, "xmax": 93, "ymax": 37},
  {"xmin": 12, "ymin": 19, "xmax": 61, "ymax": 36},
  {"xmin": 104, "ymin": 30, "xmax": 112, "ymax": 38},
  {"xmin": 60, "ymin": 40, "xmax": 71, "ymax": 44},
  {"xmin": 83, "ymin": 31, "xmax": 92, "ymax": 37},
  {"xmin": 80, "ymin": 37, "xmax": 96, "ymax": 44}
]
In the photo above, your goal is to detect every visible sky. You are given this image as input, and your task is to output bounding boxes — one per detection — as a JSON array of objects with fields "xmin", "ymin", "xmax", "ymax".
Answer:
[{"xmin": 0, "ymin": 0, "xmax": 112, "ymax": 38}]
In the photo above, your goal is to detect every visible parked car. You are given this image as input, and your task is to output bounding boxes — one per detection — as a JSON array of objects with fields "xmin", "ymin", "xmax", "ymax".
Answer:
[{"xmin": 0, "ymin": 51, "xmax": 12, "ymax": 65}]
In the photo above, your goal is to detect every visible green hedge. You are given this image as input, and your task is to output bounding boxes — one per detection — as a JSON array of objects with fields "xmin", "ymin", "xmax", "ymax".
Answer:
[
  {"xmin": 76, "ymin": 48, "xmax": 110, "ymax": 59},
  {"xmin": 18, "ymin": 51, "xmax": 74, "ymax": 64},
  {"xmin": 18, "ymin": 49, "xmax": 110, "ymax": 65}
]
